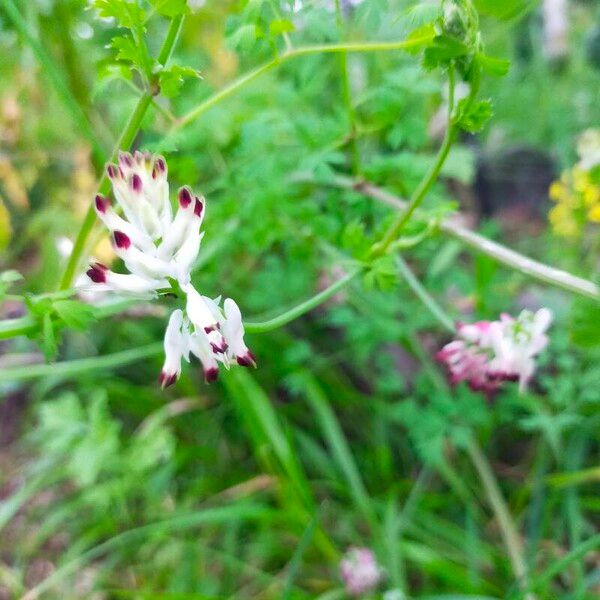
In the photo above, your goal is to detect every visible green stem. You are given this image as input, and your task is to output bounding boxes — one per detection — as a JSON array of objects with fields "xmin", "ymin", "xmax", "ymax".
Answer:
[
  {"xmin": 0, "ymin": 342, "xmax": 163, "ymax": 384},
  {"xmin": 1, "ymin": 265, "xmax": 355, "ymax": 341},
  {"xmin": 394, "ymin": 255, "xmax": 455, "ymax": 332},
  {"xmin": 58, "ymin": 15, "xmax": 185, "ymax": 291},
  {"xmin": 334, "ymin": 0, "xmax": 361, "ymax": 175},
  {"xmin": 171, "ymin": 35, "xmax": 434, "ymax": 132},
  {"xmin": 0, "ymin": 0, "xmax": 107, "ymax": 168},
  {"xmin": 320, "ymin": 175, "xmax": 600, "ymax": 301},
  {"xmin": 371, "ymin": 65, "xmax": 476, "ymax": 257},
  {"xmin": 372, "ymin": 123, "xmax": 457, "ymax": 257},
  {"xmin": 465, "ymin": 438, "xmax": 536, "ymax": 599},
  {"xmin": 245, "ymin": 269, "xmax": 360, "ymax": 333},
  {"xmin": 0, "ymin": 315, "xmax": 36, "ymax": 340},
  {"xmin": 0, "ymin": 298, "xmax": 139, "ymax": 341},
  {"xmin": 58, "ymin": 94, "xmax": 152, "ymax": 290}
]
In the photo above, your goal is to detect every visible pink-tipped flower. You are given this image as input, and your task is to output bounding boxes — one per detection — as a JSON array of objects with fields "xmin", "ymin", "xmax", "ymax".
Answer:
[
  {"xmin": 178, "ymin": 186, "xmax": 193, "ymax": 208},
  {"xmin": 340, "ymin": 547, "xmax": 383, "ymax": 597},
  {"xmin": 95, "ymin": 194, "xmax": 110, "ymax": 214},
  {"xmin": 437, "ymin": 309, "xmax": 553, "ymax": 396},
  {"xmin": 86, "ymin": 262, "xmax": 108, "ymax": 284},
  {"xmin": 81, "ymin": 152, "xmax": 255, "ymax": 388},
  {"xmin": 159, "ymin": 310, "xmax": 187, "ymax": 389},
  {"xmin": 113, "ymin": 230, "xmax": 131, "ymax": 249}
]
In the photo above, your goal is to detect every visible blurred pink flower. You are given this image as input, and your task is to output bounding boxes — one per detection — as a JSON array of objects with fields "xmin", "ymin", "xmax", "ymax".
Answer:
[
  {"xmin": 437, "ymin": 309, "xmax": 553, "ymax": 395},
  {"xmin": 340, "ymin": 547, "xmax": 382, "ymax": 597}
]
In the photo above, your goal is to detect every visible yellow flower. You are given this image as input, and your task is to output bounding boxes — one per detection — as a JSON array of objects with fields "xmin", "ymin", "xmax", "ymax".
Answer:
[
  {"xmin": 583, "ymin": 185, "xmax": 600, "ymax": 207},
  {"xmin": 548, "ymin": 180, "xmax": 565, "ymax": 201},
  {"xmin": 588, "ymin": 205, "xmax": 600, "ymax": 223},
  {"xmin": 573, "ymin": 168, "xmax": 589, "ymax": 193}
]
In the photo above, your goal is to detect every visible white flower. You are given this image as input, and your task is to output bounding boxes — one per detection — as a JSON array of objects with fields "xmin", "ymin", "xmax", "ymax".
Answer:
[
  {"xmin": 160, "ymin": 309, "xmax": 187, "ymax": 388},
  {"xmin": 487, "ymin": 308, "xmax": 553, "ymax": 391},
  {"xmin": 91, "ymin": 152, "xmax": 205, "ymax": 291},
  {"xmin": 437, "ymin": 309, "xmax": 552, "ymax": 396},
  {"xmin": 340, "ymin": 547, "xmax": 383, "ymax": 597},
  {"xmin": 83, "ymin": 151, "xmax": 256, "ymax": 387}
]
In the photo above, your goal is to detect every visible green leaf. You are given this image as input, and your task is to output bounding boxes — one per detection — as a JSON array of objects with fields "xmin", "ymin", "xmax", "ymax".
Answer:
[
  {"xmin": 226, "ymin": 23, "xmax": 260, "ymax": 53},
  {"xmin": 477, "ymin": 53, "xmax": 510, "ymax": 77},
  {"xmin": 148, "ymin": 0, "xmax": 189, "ymax": 17},
  {"xmin": 53, "ymin": 300, "xmax": 96, "ymax": 331},
  {"xmin": 455, "ymin": 98, "xmax": 493, "ymax": 133},
  {"xmin": 110, "ymin": 34, "xmax": 144, "ymax": 66},
  {"xmin": 364, "ymin": 255, "xmax": 398, "ymax": 291},
  {"xmin": 92, "ymin": 0, "xmax": 146, "ymax": 29},
  {"xmin": 404, "ymin": 22, "xmax": 436, "ymax": 55},
  {"xmin": 474, "ymin": 0, "xmax": 536, "ymax": 21},
  {"xmin": 571, "ymin": 299, "xmax": 600, "ymax": 347},
  {"xmin": 341, "ymin": 220, "xmax": 371, "ymax": 258},
  {"xmin": 158, "ymin": 64, "xmax": 201, "ymax": 98},
  {"xmin": 423, "ymin": 34, "xmax": 469, "ymax": 69},
  {"xmin": 269, "ymin": 19, "xmax": 295, "ymax": 37},
  {"xmin": 42, "ymin": 311, "xmax": 58, "ymax": 362}
]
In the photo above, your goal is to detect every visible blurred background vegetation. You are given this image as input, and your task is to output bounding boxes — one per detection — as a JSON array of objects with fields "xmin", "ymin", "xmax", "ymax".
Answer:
[{"xmin": 0, "ymin": 0, "xmax": 600, "ymax": 598}]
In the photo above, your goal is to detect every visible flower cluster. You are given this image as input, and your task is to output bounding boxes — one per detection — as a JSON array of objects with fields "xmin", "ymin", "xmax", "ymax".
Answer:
[
  {"xmin": 340, "ymin": 547, "xmax": 383, "ymax": 597},
  {"xmin": 549, "ymin": 129, "xmax": 600, "ymax": 238},
  {"xmin": 437, "ymin": 308, "xmax": 552, "ymax": 396},
  {"xmin": 83, "ymin": 151, "xmax": 255, "ymax": 386}
]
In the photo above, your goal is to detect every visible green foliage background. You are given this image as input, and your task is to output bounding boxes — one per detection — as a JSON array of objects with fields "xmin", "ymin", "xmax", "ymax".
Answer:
[{"xmin": 0, "ymin": 1, "xmax": 599, "ymax": 598}]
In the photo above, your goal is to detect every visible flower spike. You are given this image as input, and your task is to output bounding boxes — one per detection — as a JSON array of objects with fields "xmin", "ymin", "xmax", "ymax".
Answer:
[
  {"xmin": 437, "ymin": 308, "xmax": 553, "ymax": 396},
  {"xmin": 81, "ymin": 151, "xmax": 256, "ymax": 388}
]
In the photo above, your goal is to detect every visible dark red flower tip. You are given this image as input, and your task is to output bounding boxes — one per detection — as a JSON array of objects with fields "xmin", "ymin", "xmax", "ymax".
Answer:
[
  {"xmin": 178, "ymin": 186, "xmax": 192, "ymax": 208},
  {"xmin": 155, "ymin": 157, "xmax": 166, "ymax": 173},
  {"xmin": 210, "ymin": 341, "xmax": 228, "ymax": 355},
  {"xmin": 113, "ymin": 230, "xmax": 131, "ymax": 249},
  {"xmin": 94, "ymin": 194, "xmax": 110, "ymax": 214},
  {"xmin": 204, "ymin": 325, "xmax": 216, "ymax": 334},
  {"xmin": 106, "ymin": 164, "xmax": 119, "ymax": 180},
  {"xmin": 236, "ymin": 351, "xmax": 257, "ymax": 368},
  {"xmin": 194, "ymin": 198, "xmax": 203, "ymax": 217},
  {"xmin": 130, "ymin": 173, "xmax": 143, "ymax": 193},
  {"xmin": 118, "ymin": 151, "xmax": 133, "ymax": 168},
  {"xmin": 159, "ymin": 371, "xmax": 178, "ymax": 389},
  {"xmin": 86, "ymin": 263, "xmax": 107, "ymax": 283},
  {"xmin": 205, "ymin": 367, "xmax": 219, "ymax": 383}
]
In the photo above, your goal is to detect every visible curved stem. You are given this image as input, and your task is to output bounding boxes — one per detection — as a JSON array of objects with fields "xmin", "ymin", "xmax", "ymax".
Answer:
[
  {"xmin": 371, "ymin": 126, "xmax": 454, "ymax": 255},
  {"xmin": 320, "ymin": 176, "xmax": 600, "ymax": 301},
  {"xmin": 1, "ymin": 267, "xmax": 357, "ymax": 344},
  {"xmin": 0, "ymin": 342, "xmax": 163, "ymax": 384},
  {"xmin": 1, "ymin": 266, "xmax": 357, "ymax": 341},
  {"xmin": 394, "ymin": 255, "xmax": 455, "ymax": 332},
  {"xmin": 57, "ymin": 15, "xmax": 185, "ymax": 291},
  {"xmin": 245, "ymin": 268, "xmax": 360, "ymax": 333},
  {"xmin": 171, "ymin": 35, "xmax": 434, "ymax": 133},
  {"xmin": 371, "ymin": 67, "xmax": 464, "ymax": 256},
  {"xmin": 58, "ymin": 94, "xmax": 152, "ymax": 290},
  {"xmin": 466, "ymin": 438, "xmax": 536, "ymax": 600}
]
